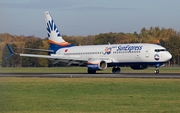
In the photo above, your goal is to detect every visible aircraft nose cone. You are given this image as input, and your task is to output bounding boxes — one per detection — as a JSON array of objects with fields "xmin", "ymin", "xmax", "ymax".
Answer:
[{"xmin": 168, "ymin": 53, "xmax": 172, "ymax": 60}]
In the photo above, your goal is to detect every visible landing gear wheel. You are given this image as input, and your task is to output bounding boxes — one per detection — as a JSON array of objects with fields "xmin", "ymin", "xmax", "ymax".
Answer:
[
  {"xmin": 154, "ymin": 69, "xmax": 159, "ymax": 74},
  {"xmin": 87, "ymin": 69, "xmax": 96, "ymax": 74},
  {"xmin": 112, "ymin": 67, "xmax": 121, "ymax": 73}
]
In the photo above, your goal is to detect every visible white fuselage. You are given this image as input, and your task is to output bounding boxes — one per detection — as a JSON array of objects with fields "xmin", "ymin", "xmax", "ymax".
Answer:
[{"xmin": 54, "ymin": 43, "xmax": 172, "ymax": 66}]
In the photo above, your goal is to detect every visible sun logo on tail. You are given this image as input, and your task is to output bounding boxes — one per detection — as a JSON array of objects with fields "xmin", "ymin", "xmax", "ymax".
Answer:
[{"xmin": 46, "ymin": 20, "xmax": 61, "ymax": 37}]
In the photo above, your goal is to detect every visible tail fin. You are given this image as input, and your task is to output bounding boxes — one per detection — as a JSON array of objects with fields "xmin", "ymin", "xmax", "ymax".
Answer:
[
  {"xmin": 157, "ymin": 40, "xmax": 161, "ymax": 45},
  {"xmin": 44, "ymin": 11, "xmax": 73, "ymax": 52}
]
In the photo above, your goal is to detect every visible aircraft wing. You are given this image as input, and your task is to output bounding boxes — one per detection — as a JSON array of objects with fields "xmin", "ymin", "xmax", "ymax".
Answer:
[
  {"xmin": 20, "ymin": 53, "xmax": 112, "ymax": 62},
  {"xmin": 20, "ymin": 54, "xmax": 89, "ymax": 61},
  {"xmin": 20, "ymin": 53, "xmax": 113, "ymax": 66},
  {"xmin": 5, "ymin": 42, "xmax": 113, "ymax": 65}
]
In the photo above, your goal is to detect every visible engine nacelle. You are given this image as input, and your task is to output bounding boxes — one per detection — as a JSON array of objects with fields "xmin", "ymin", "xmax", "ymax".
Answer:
[
  {"xmin": 87, "ymin": 59, "xmax": 107, "ymax": 70},
  {"xmin": 130, "ymin": 65, "xmax": 148, "ymax": 70}
]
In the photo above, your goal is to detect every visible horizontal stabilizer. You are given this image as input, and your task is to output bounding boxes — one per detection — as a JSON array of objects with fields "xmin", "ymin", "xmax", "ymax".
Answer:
[
  {"xmin": 16, "ymin": 48, "xmax": 54, "ymax": 53},
  {"xmin": 5, "ymin": 41, "xmax": 15, "ymax": 59},
  {"xmin": 20, "ymin": 54, "xmax": 53, "ymax": 59}
]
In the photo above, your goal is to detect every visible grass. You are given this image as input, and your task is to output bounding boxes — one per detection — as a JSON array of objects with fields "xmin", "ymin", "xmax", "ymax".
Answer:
[
  {"xmin": 0, "ymin": 78, "xmax": 180, "ymax": 113},
  {"xmin": 0, "ymin": 67, "xmax": 180, "ymax": 73}
]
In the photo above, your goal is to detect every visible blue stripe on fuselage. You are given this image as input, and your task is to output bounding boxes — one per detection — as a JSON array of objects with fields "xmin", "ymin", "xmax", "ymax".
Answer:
[
  {"xmin": 107, "ymin": 62, "xmax": 165, "ymax": 67},
  {"xmin": 49, "ymin": 43, "xmax": 74, "ymax": 53},
  {"xmin": 70, "ymin": 62, "xmax": 165, "ymax": 67}
]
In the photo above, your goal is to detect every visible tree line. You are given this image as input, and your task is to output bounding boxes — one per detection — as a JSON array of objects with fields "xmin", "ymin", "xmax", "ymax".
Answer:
[{"xmin": 0, "ymin": 27, "xmax": 180, "ymax": 67}]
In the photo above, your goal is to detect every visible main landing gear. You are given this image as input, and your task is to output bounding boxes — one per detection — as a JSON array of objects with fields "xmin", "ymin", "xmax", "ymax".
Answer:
[
  {"xmin": 112, "ymin": 66, "xmax": 121, "ymax": 73},
  {"xmin": 87, "ymin": 69, "xmax": 96, "ymax": 74}
]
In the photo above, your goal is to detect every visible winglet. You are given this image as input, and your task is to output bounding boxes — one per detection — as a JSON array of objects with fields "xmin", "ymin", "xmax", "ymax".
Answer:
[{"xmin": 5, "ymin": 41, "xmax": 15, "ymax": 59}]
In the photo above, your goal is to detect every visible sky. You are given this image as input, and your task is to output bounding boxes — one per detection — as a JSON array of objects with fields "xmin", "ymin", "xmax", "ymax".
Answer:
[{"xmin": 0, "ymin": 0, "xmax": 180, "ymax": 38}]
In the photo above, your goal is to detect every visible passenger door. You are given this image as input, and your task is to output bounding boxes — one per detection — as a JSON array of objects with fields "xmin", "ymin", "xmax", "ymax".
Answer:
[{"xmin": 145, "ymin": 48, "xmax": 149, "ymax": 58}]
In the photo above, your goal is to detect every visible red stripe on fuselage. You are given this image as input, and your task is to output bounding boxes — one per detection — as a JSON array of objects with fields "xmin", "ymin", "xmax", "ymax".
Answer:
[{"xmin": 48, "ymin": 40, "xmax": 71, "ymax": 46}]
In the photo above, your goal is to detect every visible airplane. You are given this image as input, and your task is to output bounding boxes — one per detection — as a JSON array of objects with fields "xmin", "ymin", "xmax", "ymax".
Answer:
[{"xmin": 5, "ymin": 11, "xmax": 172, "ymax": 74}]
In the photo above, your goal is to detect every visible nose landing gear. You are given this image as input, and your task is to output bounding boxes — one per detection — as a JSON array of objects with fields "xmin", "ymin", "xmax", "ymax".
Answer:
[
  {"xmin": 154, "ymin": 64, "xmax": 161, "ymax": 74},
  {"xmin": 154, "ymin": 68, "xmax": 159, "ymax": 74}
]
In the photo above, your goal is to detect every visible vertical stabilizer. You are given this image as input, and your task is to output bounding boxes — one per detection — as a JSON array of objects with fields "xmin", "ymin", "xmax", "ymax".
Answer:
[{"xmin": 44, "ymin": 11, "xmax": 73, "ymax": 52}]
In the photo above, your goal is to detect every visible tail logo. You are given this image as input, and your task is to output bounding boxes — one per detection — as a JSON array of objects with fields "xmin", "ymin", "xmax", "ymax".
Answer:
[{"xmin": 46, "ymin": 20, "xmax": 61, "ymax": 37}]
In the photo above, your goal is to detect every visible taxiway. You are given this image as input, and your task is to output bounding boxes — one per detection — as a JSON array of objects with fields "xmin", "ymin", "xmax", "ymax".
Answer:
[{"xmin": 0, "ymin": 73, "xmax": 180, "ymax": 78}]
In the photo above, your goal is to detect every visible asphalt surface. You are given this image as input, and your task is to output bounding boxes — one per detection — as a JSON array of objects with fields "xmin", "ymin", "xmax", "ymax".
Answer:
[{"xmin": 0, "ymin": 73, "xmax": 180, "ymax": 78}]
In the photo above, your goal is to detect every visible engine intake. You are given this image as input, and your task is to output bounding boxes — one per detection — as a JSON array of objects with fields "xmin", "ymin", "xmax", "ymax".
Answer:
[{"xmin": 87, "ymin": 59, "xmax": 107, "ymax": 70}]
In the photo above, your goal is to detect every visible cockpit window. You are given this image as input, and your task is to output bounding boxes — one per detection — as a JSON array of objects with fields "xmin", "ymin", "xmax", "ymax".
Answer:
[{"xmin": 155, "ymin": 49, "xmax": 167, "ymax": 52}]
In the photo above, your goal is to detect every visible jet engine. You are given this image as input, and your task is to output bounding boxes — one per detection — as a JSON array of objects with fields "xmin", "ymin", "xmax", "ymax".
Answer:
[
  {"xmin": 130, "ymin": 65, "xmax": 148, "ymax": 70},
  {"xmin": 87, "ymin": 59, "xmax": 107, "ymax": 70}
]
